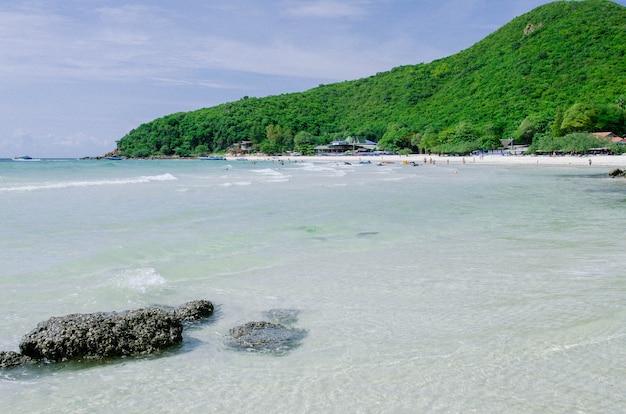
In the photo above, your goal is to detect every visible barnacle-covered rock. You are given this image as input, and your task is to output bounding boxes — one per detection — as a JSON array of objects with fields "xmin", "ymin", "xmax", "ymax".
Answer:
[
  {"xmin": 227, "ymin": 321, "xmax": 306, "ymax": 354},
  {"xmin": 19, "ymin": 307, "xmax": 183, "ymax": 361},
  {"xmin": 0, "ymin": 299, "xmax": 215, "ymax": 368},
  {"xmin": 172, "ymin": 300, "xmax": 215, "ymax": 322}
]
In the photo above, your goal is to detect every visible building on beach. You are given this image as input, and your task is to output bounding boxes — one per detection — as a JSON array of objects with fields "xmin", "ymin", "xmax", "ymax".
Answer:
[{"xmin": 315, "ymin": 136, "xmax": 377, "ymax": 155}]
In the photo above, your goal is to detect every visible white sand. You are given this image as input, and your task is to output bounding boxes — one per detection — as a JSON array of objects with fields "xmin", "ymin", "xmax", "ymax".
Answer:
[{"xmin": 228, "ymin": 154, "xmax": 626, "ymax": 167}]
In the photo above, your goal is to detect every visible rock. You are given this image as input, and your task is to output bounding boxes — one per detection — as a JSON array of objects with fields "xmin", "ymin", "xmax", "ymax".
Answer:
[
  {"xmin": 19, "ymin": 308, "xmax": 183, "ymax": 362},
  {"xmin": 172, "ymin": 299, "xmax": 214, "ymax": 322},
  {"xmin": 523, "ymin": 22, "xmax": 543, "ymax": 36},
  {"xmin": 227, "ymin": 321, "xmax": 306, "ymax": 354},
  {"xmin": 356, "ymin": 231, "xmax": 379, "ymax": 238},
  {"xmin": 0, "ymin": 351, "xmax": 36, "ymax": 368},
  {"xmin": 608, "ymin": 168, "xmax": 624, "ymax": 178},
  {"xmin": 1, "ymin": 299, "xmax": 215, "ymax": 368}
]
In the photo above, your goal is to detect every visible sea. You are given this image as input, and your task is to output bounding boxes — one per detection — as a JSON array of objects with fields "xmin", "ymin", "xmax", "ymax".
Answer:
[{"xmin": 0, "ymin": 157, "xmax": 625, "ymax": 413}]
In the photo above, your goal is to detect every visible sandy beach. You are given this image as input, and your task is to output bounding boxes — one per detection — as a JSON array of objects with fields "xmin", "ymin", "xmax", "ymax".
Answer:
[{"xmin": 227, "ymin": 153, "xmax": 626, "ymax": 167}]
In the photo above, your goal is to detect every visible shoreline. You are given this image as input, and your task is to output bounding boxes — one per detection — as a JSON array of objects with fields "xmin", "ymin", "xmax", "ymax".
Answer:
[{"xmin": 223, "ymin": 153, "xmax": 626, "ymax": 167}]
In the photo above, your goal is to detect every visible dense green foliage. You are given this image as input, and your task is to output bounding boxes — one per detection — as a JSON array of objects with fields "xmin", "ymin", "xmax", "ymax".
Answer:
[
  {"xmin": 528, "ymin": 132, "xmax": 622, "ymax": 154},
  {"xmin": 116, "ymin": 0, "xmax": 626, "ymax": 157}
]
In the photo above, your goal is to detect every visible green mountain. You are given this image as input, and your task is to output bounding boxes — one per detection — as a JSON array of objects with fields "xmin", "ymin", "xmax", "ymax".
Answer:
[{"xmin": 116, "ymin": 0, "xmax": 626, "ymax": 157}]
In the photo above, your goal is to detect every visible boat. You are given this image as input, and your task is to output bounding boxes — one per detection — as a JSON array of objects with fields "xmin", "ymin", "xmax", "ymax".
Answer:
[
  {"xmin": 106, "ymin": 156, "xmax": 122, "ymax": 160},
  {"xmin": 199, "ymin": 156, "xmax": 227, "ymax": 160},
  {"xmin": 12, "ymin": 155, "xmax": 41, "ymax": 161}
]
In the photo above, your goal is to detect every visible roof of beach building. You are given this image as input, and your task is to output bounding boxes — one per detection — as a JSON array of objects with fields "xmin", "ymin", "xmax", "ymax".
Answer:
[
  {"xmin": 593, "ymin": 132, "xmax": 620, "ymax": 139},
  {"xmin": 316, "ymin": 136, "xmax": 377, "ymax": 150},
  {"xmin": 343, "ymin": 136, "xmax": 376, "ymax": 145},
  {"xmin": 590, "ymin": 132, "xmax": 626, "ymax": 144}
]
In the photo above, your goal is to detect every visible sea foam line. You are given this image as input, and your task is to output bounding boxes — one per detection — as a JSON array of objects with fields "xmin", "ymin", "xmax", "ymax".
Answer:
[
  {"xmin": 251, "ymin": 168, "xmax": 291, "ymax": 182},
  {"xmin": 0, "ymin": 173, "xmax": 177, "ymax": 192}
]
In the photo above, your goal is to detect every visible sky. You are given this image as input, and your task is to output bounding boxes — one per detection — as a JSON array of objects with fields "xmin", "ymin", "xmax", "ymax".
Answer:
[{"xmin": 1, "ymin": 0, "xmax": 625, "ymax": 158}]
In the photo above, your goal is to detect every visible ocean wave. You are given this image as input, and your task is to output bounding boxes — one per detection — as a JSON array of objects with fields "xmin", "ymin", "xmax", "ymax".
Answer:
[
  {"xmin": 0, "ymin": 173, "xmax": 177, "ymax": 192},
  {"xmin": 220, "ymin": 181, "xmax": 252, "ymax": 187},
  {"xmin": 251, "ymin": 168, "xmax": 290, "ymax": 182},
  {"xmin": 117, "ymin": 267, "xmax": 167, "ymax": 293},
  {"xmin": 296, "ymin": 162, "xmax": 348, "ymax": 177}
]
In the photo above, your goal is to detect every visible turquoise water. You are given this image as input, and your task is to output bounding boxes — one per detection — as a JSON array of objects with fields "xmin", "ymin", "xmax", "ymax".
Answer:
[{"xmin": 1, "ymin": 158, "xmax": 625, "ymax": 413}]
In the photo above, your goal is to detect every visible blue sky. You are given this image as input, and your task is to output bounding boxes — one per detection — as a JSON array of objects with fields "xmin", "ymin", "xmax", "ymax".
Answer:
[{"xmin": 1, "ymin": 0, "xmax": 624, "ymax": 158}]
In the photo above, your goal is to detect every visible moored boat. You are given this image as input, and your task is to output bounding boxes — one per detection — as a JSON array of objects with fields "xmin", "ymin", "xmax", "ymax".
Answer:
[
  {"xmin": 199, "ymin": 156, "xmax": 227, "ymax": 160},
  {"xmin": 12, "ymin": 155, "xmax": 41, "ymax": 161}
]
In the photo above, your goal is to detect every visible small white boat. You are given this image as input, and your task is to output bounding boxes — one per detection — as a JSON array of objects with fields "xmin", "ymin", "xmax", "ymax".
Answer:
[{"xmin": 12, "ymin": 155, "xmax": 41, "ymax": 161}]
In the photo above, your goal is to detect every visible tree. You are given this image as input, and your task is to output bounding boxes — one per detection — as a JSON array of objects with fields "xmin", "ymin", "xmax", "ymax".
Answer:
[
  {"xmin": 294, "ymin": 131, "xmax": 315, "ymax": 146},
  {"xmin": 561, "ymin": 102, "xmax": 598, "ymax": 133},
  {"xmin": 259, "ymin": 140, "xmax": 282, "ymax": 155},
  {"xmin": 419, "ymin": 129, "xmax": 442, "ymax": 152},
  {"xmin": 266, "ymin": 124, "xmax": 283, "ymax": 144},
  {"xmin": 515, "ymin": 113, "xmax": 552, "ymax": 144},
  {"xmin": 195, "ymin": 144, "xmax": 209, "ymax": 155},
  {"xmin": 249, "ymin": 123, "xmax": 265, "ymax": 144},
  {"xmin": 515, "ymin": 115, "xmax": 541, "ymax": 143},
  {"xmin": 480, "ymin": 122, "xmax": 506, "ymax": 149},
  {"xmin": 410, "ymin": 133, "xmax": 423, "ymax": 151},
  {"xmin": 281, "ymin": 128, "xmax": 294, "ymax": 148},
  {"xmin": 551, "ymin": 107, "xmax": 565, "ymax": 137},
  {"xmin": 377, "ymin": 123, "xmax": 410, "ymax": 151},
  {"xmin": 453, "ymin": 121, "xmax": 479, "ymax": 142},
  {"xmin": 595, "ymin": 104, "xmax": 625, "ymax": 135}
]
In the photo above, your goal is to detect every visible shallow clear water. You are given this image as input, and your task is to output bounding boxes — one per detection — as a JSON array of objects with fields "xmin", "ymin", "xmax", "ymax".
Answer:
[{"xmin": 1, "ymin": 158, "xmax": 625, "ymax": 413}]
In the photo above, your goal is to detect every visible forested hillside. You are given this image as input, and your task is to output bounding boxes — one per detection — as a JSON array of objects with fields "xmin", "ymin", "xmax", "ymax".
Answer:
[{"xmin": 115, "ymin": 0, "xmax": 626, "ymax": 157}]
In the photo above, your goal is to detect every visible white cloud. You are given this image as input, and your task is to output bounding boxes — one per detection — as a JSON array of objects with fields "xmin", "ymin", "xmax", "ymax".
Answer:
[{"xmin": 0, "ymin": 1, "xmax": 412, "ymax": 85}]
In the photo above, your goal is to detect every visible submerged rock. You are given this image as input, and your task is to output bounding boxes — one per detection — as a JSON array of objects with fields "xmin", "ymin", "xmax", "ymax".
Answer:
[
  {"xmin": 263, "ymin": 308, "xmax": 300, "ymax": 325},
  {"xmin": 1, "ymin": 299, "xmax": 214, "ymax": 368},
  {"xmin": 227, "ymin": 321, "xmax": 306, "ymax": 354},
  {"xmin": 356, "ymin": 231, "xmax": 379, "ymax": 237}
]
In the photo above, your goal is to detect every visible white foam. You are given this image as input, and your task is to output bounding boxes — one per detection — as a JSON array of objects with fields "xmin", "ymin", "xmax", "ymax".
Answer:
[
  {"xmin": 220, "ymin": 181, "xmax": 252, "ymax": 187},
  {"xmin": 251, "ymin": 168, "xmax": 290, "ymax": 182},
  {"xmin": 0, "ymin": 173, "xmax": 177, "ymax": 192},
  {"xmin": 297, "ymin": 162, "xmax": 348, "ymax": 177},
  {"xmin": 117, "ymin": 267, "xmax": 167, "ymax": 293}
]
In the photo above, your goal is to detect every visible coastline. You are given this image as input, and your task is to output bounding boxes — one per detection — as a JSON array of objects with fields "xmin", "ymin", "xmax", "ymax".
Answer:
[{"xmin": 223, "ymin": 153, "xmax": 626, "ymax": 167}]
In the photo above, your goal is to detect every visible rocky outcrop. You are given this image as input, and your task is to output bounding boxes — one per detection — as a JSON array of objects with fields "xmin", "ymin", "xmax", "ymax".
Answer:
[
  {"xmin": 1, "ymin": 300, "xmax": 213, "ymax": 368},
  {"xmin": 19, "ymin": 307, "xmax": 183, "ymax": 362},
  {"xmin": 608, "ymin": 168, "xmax": 625, "ymax": 178},
  {"xmin": 524, "ymin": 22, "xmax": 543, "ymax": 36},
  {"xmin": 226, "ymin": 309, "xmax": 306, "ymax": 354}
]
